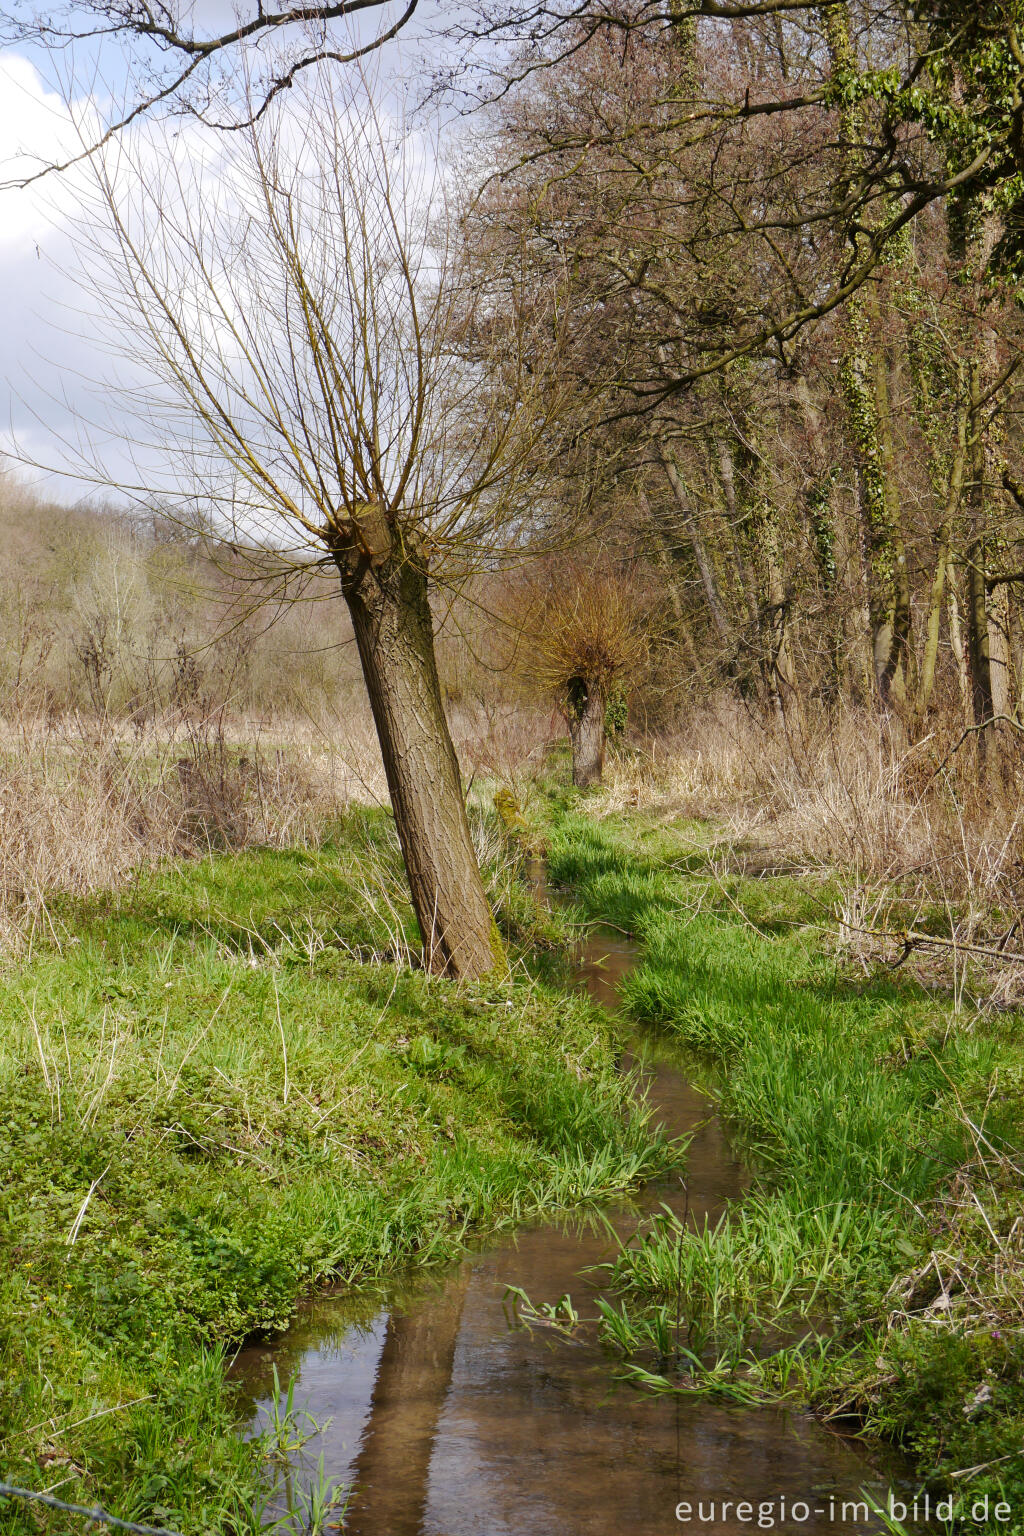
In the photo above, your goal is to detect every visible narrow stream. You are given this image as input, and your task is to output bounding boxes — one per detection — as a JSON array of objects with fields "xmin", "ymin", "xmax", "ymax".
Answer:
[{"xmin": 231, "ymin": 890, "xmax": 918, "ymax": 1534}]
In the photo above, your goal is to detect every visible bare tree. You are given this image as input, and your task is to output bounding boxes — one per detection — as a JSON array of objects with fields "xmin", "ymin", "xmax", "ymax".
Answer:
[{"xmin": 70, "ymin": 70, "xmax": 567, "ymax": 977}]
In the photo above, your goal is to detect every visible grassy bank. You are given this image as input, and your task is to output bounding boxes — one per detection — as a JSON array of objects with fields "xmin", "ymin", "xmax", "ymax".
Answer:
[
  {"xmin": 544, "ymin": 802, "xmax": 1024, "ymax": 1530},
  {"xmin": 0, "ymin": 807, "xmax": 670, "ymax": 1534}
]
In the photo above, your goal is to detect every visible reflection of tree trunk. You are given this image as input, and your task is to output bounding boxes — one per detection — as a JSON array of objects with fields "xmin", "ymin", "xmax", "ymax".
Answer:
[
  {"xmin": 334, "ymin": 536, "xmax": 501, "ymax": 979},
  {"xmin": 346, "ymin": 1275, "xmax": 468, "ymax": 1536},
  {"xmin": 567, "ymin": 677, "xmax": 605, "ymax": 787}
]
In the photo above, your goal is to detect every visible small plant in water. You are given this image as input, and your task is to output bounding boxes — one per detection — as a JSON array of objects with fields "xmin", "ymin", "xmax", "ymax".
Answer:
[
  {"xmin": 291, "ymin": 1453, "xmax": 351, "ymax": 1534},
  {"xmin": 264, "ymin": 1365, "xmax": 332, "ymax": 1461},
  {"xmin": 504, "ymin": 1283, "xmax": 581, "ymax": 1335}
]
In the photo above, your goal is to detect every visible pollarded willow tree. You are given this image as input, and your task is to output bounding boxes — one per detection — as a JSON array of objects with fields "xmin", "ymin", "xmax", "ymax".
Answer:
[
  {"xmin": 504, "ymin": 561, "xmax": 652, "ymax": 787},
  {"xmin": 74, "ymin": 71, "xmax": 571, "ymax": 978}
]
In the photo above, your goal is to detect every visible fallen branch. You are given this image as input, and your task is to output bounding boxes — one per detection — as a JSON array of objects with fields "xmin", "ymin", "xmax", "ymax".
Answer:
[{"xmin": 841, "ymin": 919, "xmax": 1024, "ymax": 968}]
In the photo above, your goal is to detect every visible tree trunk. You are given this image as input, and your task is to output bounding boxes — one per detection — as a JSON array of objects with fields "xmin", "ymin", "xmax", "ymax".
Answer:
[
  {"xmin": 659, "ymin": 445, "xmax": 732, "ymax": 646},
  {"xmin": 751, "ymin": 490, "xmax": 795, "ymax": 716},
  {"xmin": 967, "ymin": 536, "xmax": 995, "ymax": 737},
  {"xmin": 917, "ymin": 523, "xmax": 950, "ymax": 718},
  {"xmin": 947, "ymin": 555, "xmax": 972, "ymax": 721},
  {"xmin": 988, "ymin": 575, "xmax": 1012, "ymax": 720},
  {"xmin": 335, "ymin": 541, "xmax": 502, "ymax": 980},
  {"xmin": 712, "ymin": 434, "xmax": 761, "ymax": 641},
  {"xmin": 965, "ymin": 360, "xmax": 999, "ymax": 768},
  {"xmin": 793, "ymin": 374, "xmax": 843, "ymax": 703},
  {"xmin": 825, "ymin": 1, "xmax": 909, "ymax": 707},
  {"xmin": 567, "ymin": 676, "xmax": 605, "ymax": 787},
  {"xmin": 874, "ymin": 340, "xmax": 912, "ymax": 702},
  {"xmin": 838, "ymin": 296, "xmax": 909, "ymax": 705},
  {"xmin": 715, "ymin": 421, "xmax": 793, "ymax": 713},
  {"xmin": 1012, "ymin": 591, "xmax": 1024, "ymax": 718}
]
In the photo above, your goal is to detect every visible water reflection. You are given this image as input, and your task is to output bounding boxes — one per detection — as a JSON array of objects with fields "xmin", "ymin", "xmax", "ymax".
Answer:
[{"xmin": 231, "ymin": 920, "xmax": 915, "ymax": 1533}]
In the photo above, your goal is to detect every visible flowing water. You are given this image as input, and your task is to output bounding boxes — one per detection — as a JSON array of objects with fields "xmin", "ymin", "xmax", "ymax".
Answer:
[{"xmin": 231, "ymin": 894, "xmax": 920, "ymax": 1534}]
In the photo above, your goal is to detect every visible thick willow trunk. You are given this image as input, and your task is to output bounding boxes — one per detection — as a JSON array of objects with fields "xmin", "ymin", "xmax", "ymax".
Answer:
[
  {"xmin": 335, "ymin": 541, "xmax": 501, "ymax": 979},
  {"xmin": 567, "ymin": 676, "xmax": 605, "ymax": 788}
]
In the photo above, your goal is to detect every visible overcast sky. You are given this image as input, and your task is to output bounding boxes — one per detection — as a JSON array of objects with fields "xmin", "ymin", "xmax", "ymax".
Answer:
[
  {"xmin": 0, "ymin": 7, "xmax": 458, "ymax": 505},
  {"xmin": 0, "ymin": 50, "xmax": 105, "ymax": 490}
]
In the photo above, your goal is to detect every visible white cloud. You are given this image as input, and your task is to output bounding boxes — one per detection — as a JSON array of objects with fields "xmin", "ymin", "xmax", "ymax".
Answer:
[
  {"xmin": 0, "ymin": 47, "xmax": 453, "ymax": 509},
  {"xmin": 0, "ymin": 56, "xmax": 108, "ymax": 497},
  {"xmin": 0, "ymin": 54, "xmax": 104, "ymax": 243}
]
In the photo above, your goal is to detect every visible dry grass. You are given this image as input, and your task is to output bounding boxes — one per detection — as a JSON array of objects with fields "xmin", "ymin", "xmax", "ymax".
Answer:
[
  {"xmin": 594, "ymin": 696, "xmax": 1024, "ymax": 998},
  {"xmin": 0, "ymin": 717, "xmax": 341, "ymax": 948},
  {"xmin": 0, "ymin": 696, "xmax": 555, "ymax": 952},
  {"xmin": 598, "ymin": 696, "xmax": 1021, "ymax": 885}
]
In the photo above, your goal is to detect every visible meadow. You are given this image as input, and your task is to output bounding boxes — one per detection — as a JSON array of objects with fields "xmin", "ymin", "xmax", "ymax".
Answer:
[{"xmin": 0, "ymin": 806, "xmax": 672, "ymax": 1533}]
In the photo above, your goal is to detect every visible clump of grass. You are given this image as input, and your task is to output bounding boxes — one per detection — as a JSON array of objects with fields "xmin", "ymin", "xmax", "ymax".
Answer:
[
  {"xmin": 0, "ymin": 809, "xmax": 675, "ymax": 1533},
  {"xmin": 544, "ymin": 803, "xmax": 1024, "ymax": 1524}
]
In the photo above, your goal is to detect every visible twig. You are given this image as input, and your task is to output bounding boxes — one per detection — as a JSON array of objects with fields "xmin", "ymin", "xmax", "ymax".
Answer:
[
  {"xmin": 67, "ymin": 1165, "xmax": 110, "ymax": 1245},
  {"xmin": 928, "ymin": 714, "xmax": 1024, "ymax": 783}
]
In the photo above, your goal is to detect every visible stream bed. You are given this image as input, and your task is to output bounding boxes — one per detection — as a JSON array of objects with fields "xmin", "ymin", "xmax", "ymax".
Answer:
[{"xmin": 231, "ymin": 910, "xmax": 921, "ymax": 1533}]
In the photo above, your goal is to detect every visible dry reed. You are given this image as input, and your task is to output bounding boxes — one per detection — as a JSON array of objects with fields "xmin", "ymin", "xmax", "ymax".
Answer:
[
  {"xmin": 597, "ymin": 696, "xmax": 1024, "ymax": 998},
  {"xmin": 0, "ymin": 695, "xmax": 555, "ymax": 953}
]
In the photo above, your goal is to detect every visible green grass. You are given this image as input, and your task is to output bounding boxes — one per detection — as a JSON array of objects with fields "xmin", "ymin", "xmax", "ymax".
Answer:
[
  {"xmin": 0, "ymin": 806, "xmax": 673, "ymax": 1534},
  {"xmin": 544, "ymin": 803, "xmax": 1024, "ymax": 1531}
]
